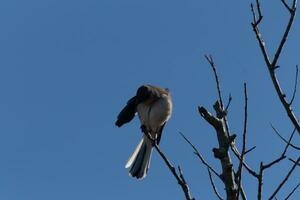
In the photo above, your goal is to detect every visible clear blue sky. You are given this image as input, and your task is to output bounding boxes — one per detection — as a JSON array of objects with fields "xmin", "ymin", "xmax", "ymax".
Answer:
[{"xmin": 0, "ymin": 0, "xmax": 299, "ymax": 199}]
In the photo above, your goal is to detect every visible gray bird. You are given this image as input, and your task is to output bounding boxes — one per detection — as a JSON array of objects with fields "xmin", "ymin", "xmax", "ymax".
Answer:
[{"xmin": 115, "ymin": 85, "xmax": 173, "ymax": 179}]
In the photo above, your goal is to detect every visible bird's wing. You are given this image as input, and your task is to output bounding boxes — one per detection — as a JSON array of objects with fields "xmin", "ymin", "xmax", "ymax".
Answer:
[{"xmin": 115, "ymin": 96, "xmax": 137, "ymax": 127}]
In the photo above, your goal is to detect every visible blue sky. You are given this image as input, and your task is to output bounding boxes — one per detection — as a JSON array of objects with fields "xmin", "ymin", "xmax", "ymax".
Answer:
[{"xmin": 0, "ymin": 0, "xmax": 299, "ymax": 199}]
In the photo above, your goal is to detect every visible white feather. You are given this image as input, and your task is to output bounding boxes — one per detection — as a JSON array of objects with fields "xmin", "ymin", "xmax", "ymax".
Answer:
[{"xmin": 125, "ymin": 138, "xmax": 144, "ymax": 168}]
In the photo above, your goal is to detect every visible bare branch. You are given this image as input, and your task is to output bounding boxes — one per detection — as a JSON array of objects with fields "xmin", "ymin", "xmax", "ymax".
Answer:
[
  {"xmin": 204, "ymin": 54, "xmax": 255, "ymax": 200},
  {"xmin": 262, "ymin": 125, "xmax": 295, "ymax": 170},
  {"xmin": 282, "ymin": 128, "xmax": 296, "ymax": 156},
  {"xmin": 272, "ymin": 0, "xmax": 297, "ymax": 67},
  {"xmin": 198, "ymin": 104, "xmax": 238, "ymax": 199},
  {"xmin": 268, "ymin": 70, "xmax": 300, "ymax": 134},
  {"xmin": 245, "ymin": 146, "xmax": 256, "ymax": 155},
  {"xmin": 207, "ymin": 167, "xmax": 224, "ymax": 200},
  {"xmin": 281, "ymin": 0, "xmax": 293, "ymax": 13},
  {"xmin": 288, "ymin": 158, "xmax": 300, "ymax": 166},
  {"xmin": 240, "ymin": 186, "xmax": 248, "ymax": 200},
  {"xmin": 250, "ymin": 1, "xmax": 271, "ymax": 67},
  {"xmin": 251, "ymin": 0, "xmax": 300, "ymax": 134},
  {"xmin": 180, "ymin": 132, "xmax": 221, "ymax": 179},
  {"xmin": 251, "ymin": 0, "xmax": 263, "ymax": 27},
  {"xmin": 289, "ymin": 65, "xmax": 299, "ymax": 105},
  {"xmin": 271, "ymin": 125, "xmax": 300, "ymax": 151},
  {"xmin": 268, "ymin": 157, "xmax": 300, "ymax": 200},
  {"xmin": 237, "ymin": 83, "xmax": 248, "ymax": 199},
  {"xmin": 231, "ymin": 145, "xmax": 259, "ymax": 178},
  {"xmin": 262, "ymin": 156, "xmax": 286, "ymax": 170},
  {"xmin": 293, "ymin": 0, "xmax": 298, "ymax": 8},
  {"xmin": 224, "ymin": 94, "xmax": 232, "ymax": 114},
  {"xmin": 204, "ymin": 55, "xmax": 233, "ymax": 144},
  {"xmin": 284, "ymin": 182, "xmax": 300, "ymax": 200},
  {"xmin": 142, "ymin": 131, "xmax": 194, "ymax": 200},
  {"xmin": 255, "ymin": 0, "xmax": 263, "ymax": 25},
  {"xmin": 204, "ymin": 55, "xmax": 224, "ymax": 110},
  {"xmin": 198, "ymin": 106, "xmax": 221, "ymax": 128},
  {"xmin": 257, "ymin": 162, "xmax": 264, "ymax": 200}
]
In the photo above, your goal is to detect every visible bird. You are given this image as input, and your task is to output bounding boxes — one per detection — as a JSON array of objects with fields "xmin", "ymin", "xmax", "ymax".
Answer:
[{"xmin": 115, "ymin": 84, "xmax": 173, "ymax": 179}]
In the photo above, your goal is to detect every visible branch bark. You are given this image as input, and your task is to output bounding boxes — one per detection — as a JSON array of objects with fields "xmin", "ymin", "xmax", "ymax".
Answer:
[
  {"xmin": 268, "ymin": 157, "xmax": 300, "ymax": 200},
  {"xmin": 251, "ymin": 0, "xmax": 300, "ymax": 134},
  {"xmin": 198, "ymin": 104, "xmax": 237, "ymax": 200},
  {"xmin": 236, "ymin": 83, "xmax": 248, "ymax": 199},
  {"xmin": 142, "ymin": 131, "xmax": 195, "ymax": 200}
]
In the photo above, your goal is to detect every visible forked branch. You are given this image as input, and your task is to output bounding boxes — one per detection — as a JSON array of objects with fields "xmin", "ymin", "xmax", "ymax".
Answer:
[
  {"xmin": 251, "ymin": 0, "xmax": 300, "ymax": 134},
  {"xmin": 142, "ymin": 131, "xmax": 195, "ymax": 200}
]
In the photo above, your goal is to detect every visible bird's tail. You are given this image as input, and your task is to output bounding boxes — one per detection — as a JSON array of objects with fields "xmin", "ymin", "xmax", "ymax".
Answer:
[{"xmin": 125, "ymin": 136, "xmax": 153, "ymax": 179}]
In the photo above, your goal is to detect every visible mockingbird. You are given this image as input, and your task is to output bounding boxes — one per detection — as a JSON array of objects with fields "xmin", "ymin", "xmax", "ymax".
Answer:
[{"xmin": 115, "ymin": 85, "xmax": 173, "ymax": 179}]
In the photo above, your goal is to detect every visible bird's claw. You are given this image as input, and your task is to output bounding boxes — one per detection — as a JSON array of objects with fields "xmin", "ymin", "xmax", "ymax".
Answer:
[{"xmin": 140, "ymin": 125, "xmax": 157, "ymax": 145}]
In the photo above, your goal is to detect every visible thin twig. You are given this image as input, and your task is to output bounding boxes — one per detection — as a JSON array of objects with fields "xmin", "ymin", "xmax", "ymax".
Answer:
[
  {"xmin": 271, "ymin": 125, "xmax": 300, "ymax": 151},
  {"xmin": 180, "ymin": 132, "xmax": 221, "ymax": 179},
  {"xmin": 262, "ymin": 156, "xmax": 286, "ymax": 170},
  {"xmin": 142, "ymin": 131, "xmax": 194, "ymax": 200},
  {"xmin": 289, "ymin": 65, "xmax": 298, "ymax": 105},
  {"xmin": 255, "ymin": 0, "xmax": 263, "ymax": 25},
  {"xmin": 237, "ymin": 83, "xmax": 248, "ymax": 199},
  {"xmin": 251, "ymin": 0, "xmax": 300, "ymax": 134},
  {"xmin": 153, "ymin": 145, "xmax": 194, "ymax": 200},
  {"xmin": 204, "ymin": 55, "xmax": 224, "ymax": 109},
  {"xmin": 204, "ymin": 55, "xmax": 232, "ymax": 142},
  {"xmin": 207, "ymin": 167, "xmax": 224, "ymax": 200},
  {"xmin": 284, "ymin": 182, "xmax": 300, "ymax": 200},
  {"xmin": 224, "ymin": 94, "xmax": 232, "ymax": 114},
  {"xmin": 251, "ymin": 0, "xmax": 263, "ymax": 27},
  {"xmin": 240, "ymin": 186, "xmax": 248, "ymax": 200},
  {"xmin": 272, "ymin": 1, "xmax": 297, "ymax": 67},
  {"xmin": 262, "ymin": 126, "xmax": 295, "ymax": 170},
  {"xmin": 245, "ymin": 146, "xmax": 256, "ymax": 155},
  {"xmin": 282, "ymin": 128, "xmax": 296, "ymax": 156},
  {"xmin": 281, "ymin": 0, "xmax": 293, "ymax": 13},
  {"xmin": 231, "ymin": 145, "xmax": 259, "ymax": 178},
  {"xmin": 251, "ymin": 1, "xmax": 271, "ymax": 67},
  {"xmin": 288, "ymin": 158, "xmax": 300, "ymax": 166},
  {"xmin": 268, "ymin": 157, "xmax": 300, "ymax": 200},
  {"xmin": 257, "ymin": 162, "xmax": 264, "ymax": 200}
]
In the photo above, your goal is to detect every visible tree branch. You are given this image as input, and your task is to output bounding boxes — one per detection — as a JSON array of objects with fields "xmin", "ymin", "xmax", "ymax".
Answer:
[
  {"xmin": 180, "ymin": 132, "xmax": 221, "ymax": 179},
  {"xmin": 271, "ymin": 125, "xmax": 300, "ymax": 151},
  {"xmin": 205, "ymin": 55, "xmax": 224, "ymax": 109},
  {"xmin": 288, "ymin": 158, "xmax": 300, "ymax": 166},
  {"xmin": 207, "ymin": 167, "xmax": 224, "ymax": 200},
  {"xmin": 262, "ymin": 127, "xmax": 295, "ymax": 170},
  {"xmin": 284, "ymin": 182, "xmax": 300, "ymax": 200},
  {"xmin": 257, "ymin": 162, "xmax": 264, "ymax": 200},
  {"xmin": 245, "ymin": 146, "xmax": 256, "ymax": 155},
  {"xmin": 268, "ymin": 157, "xmax": 300, "ymax": 200},
  {"xmin": 281, "ymin": 0, "xmax": 293, "ymax": 13},
  {"xmin": 236, "ymin": 83, "xmax": 248, "ymax": 199},
  {"xmin": 204, "ymin": 55, "xmax": 231, "ymax": 136},
  {"xmin": 272, "ymin": 0, "xmax": 297, "ymax": 67},
  {"xmin": 198, "ymin": 103, "xmax": 237, "ymax": 199},
  {"xmin": 142, "ymin": 131, "xmax": 195, "ymax": 200},
  {"xmin": 289, "ymin": 65, "xmax": 299, "ymax": 105},
  {"xmin": 251, "ymin": 0, "xmax": 300, "ymax": 134}
]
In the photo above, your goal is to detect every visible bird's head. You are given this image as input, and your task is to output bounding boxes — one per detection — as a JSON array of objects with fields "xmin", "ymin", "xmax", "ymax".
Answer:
[{"xmin": 136, "ymin": 85, "xmax": 151, "ymax": 103}]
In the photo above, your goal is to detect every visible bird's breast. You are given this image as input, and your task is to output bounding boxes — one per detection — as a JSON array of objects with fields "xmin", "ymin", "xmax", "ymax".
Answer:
[{"xmin": 137, "ymin": 94, "xmax": 172, "ymax": 133}]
